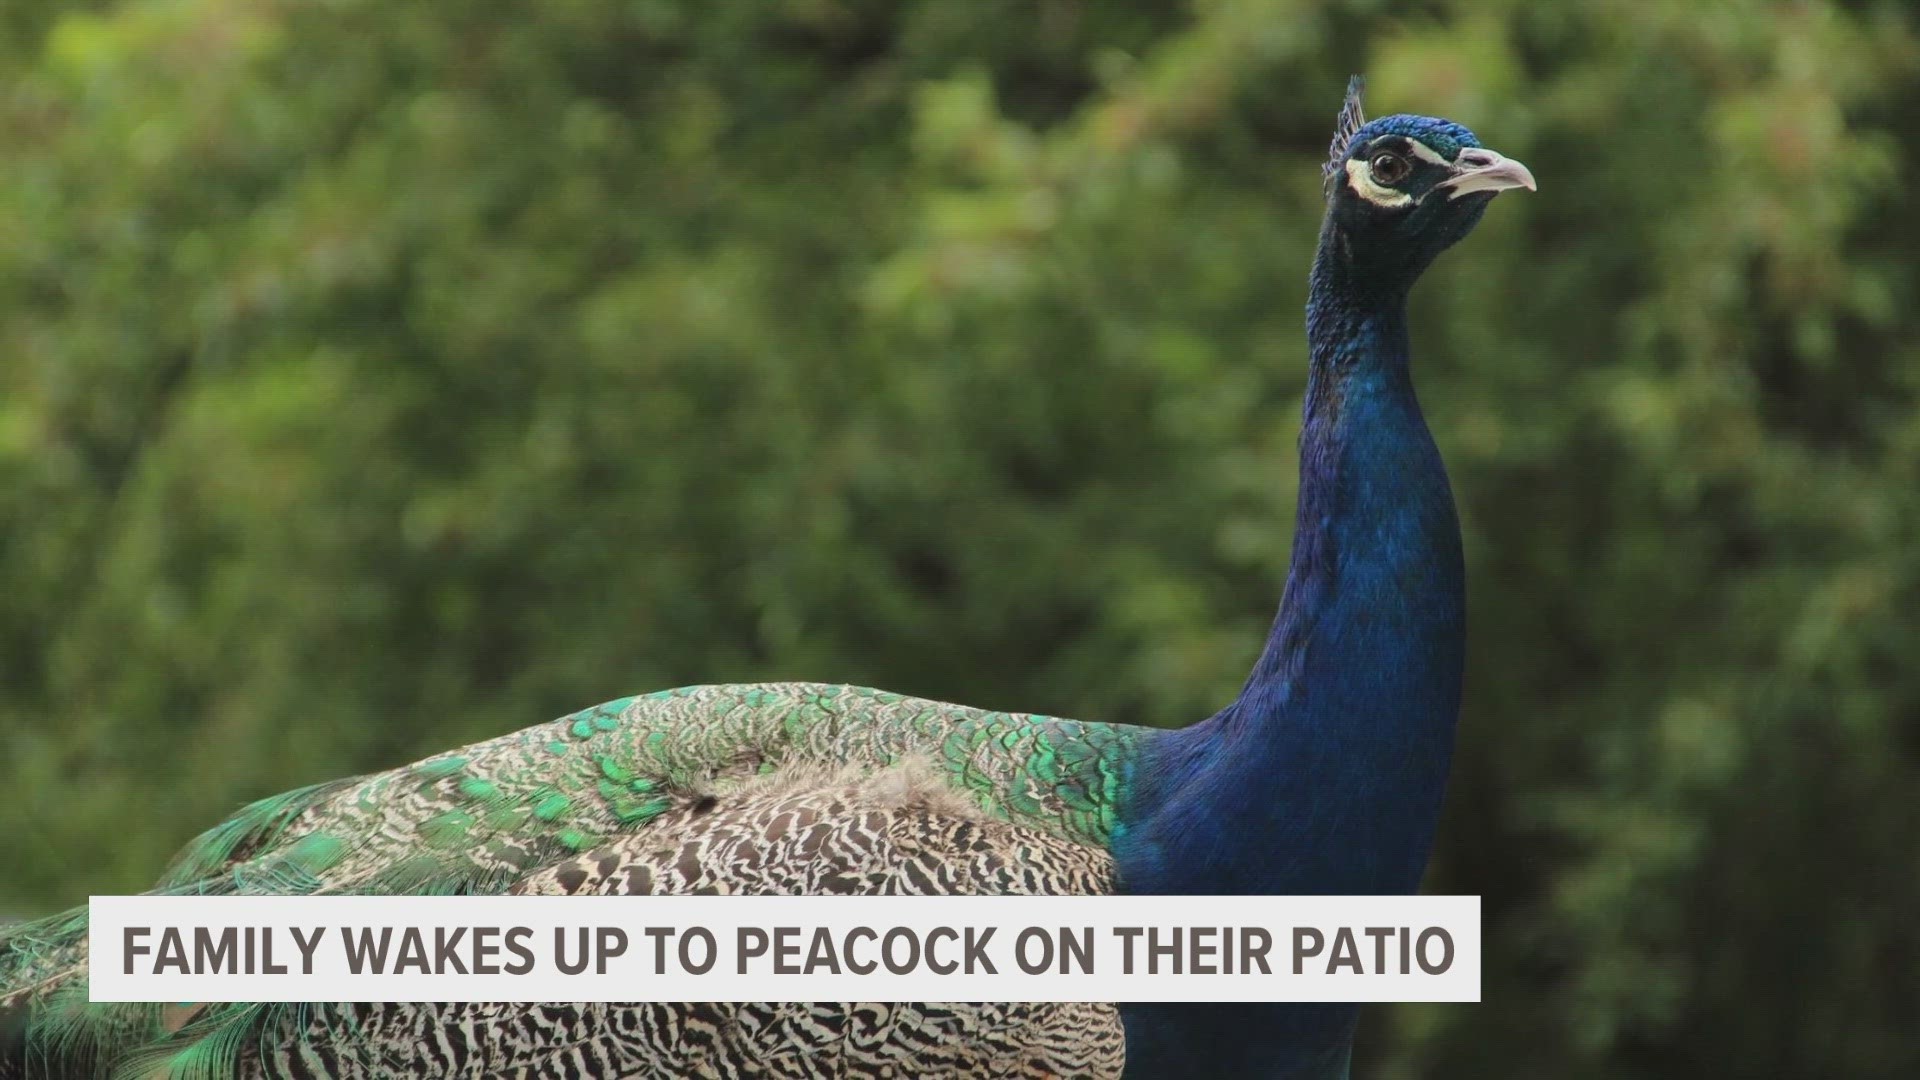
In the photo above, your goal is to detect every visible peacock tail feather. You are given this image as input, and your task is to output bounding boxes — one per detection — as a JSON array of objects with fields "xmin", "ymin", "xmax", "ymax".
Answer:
[
  {"xmin": 1, "ymin": 683, "xmax": 1147, "ymax": 1078},
  {"xmin": 3, "ymin": 78, "xmax": 1530, "ymax": 1079}
]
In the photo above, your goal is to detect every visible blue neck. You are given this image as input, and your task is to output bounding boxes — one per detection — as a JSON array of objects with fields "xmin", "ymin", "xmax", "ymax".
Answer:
[
  {"xmin": 1120, "ymin": 239, "xmax": 1465, "ymax": 893},
  {"xmin": 1115, "ymin": 233, "xmax": 1465, "ymax": 1078}
]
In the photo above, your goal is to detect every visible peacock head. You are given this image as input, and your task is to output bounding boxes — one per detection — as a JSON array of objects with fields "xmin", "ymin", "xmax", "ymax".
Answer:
[{"xmin": 1318, "ymin": 77, "xmax": 1535, "ymax": 289}]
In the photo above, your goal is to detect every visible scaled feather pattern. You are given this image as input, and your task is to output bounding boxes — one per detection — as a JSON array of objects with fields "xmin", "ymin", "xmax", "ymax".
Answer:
[
  {"xmin": 2, "ymin": 686, "xmax": 1142, "ymax": 1079},
  {"xmin": 1, "ymin": 77, "xmax": 1534, "ymax": 1079}
]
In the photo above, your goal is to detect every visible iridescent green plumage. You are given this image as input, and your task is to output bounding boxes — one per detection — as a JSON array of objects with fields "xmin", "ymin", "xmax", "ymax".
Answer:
[
  {"xmin": 0, "ymin": 682, "xmax": 1148, "ymax": 1078},
  {"xmin": 2, "ymin": 76, "xmax": 1528, "ymax": 1079}
]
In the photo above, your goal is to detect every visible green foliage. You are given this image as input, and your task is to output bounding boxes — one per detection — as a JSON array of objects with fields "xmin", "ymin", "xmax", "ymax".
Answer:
[{"xmin": 2, "ymin": 0, "xmax": 1916, "ymax": 1075}]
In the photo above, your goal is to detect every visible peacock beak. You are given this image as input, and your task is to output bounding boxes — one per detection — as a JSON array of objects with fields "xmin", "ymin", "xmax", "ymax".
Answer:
[{"xmin": 1437, "ymin": 147, "xmax": 1536, "ymax": 199}]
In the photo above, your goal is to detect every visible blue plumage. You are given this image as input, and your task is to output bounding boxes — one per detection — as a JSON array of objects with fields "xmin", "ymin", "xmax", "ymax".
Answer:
[
  {"xmin": 0, "ymin": 78, "xmax": 1532, "ymax": 1080},
  {"xmin": 1347, "ymin": 114, "xmax": 1482, "ymax": 164},
  {"xmin": 1112, "ymin": 80, "xmax": 1533, "ymax": 1078}
]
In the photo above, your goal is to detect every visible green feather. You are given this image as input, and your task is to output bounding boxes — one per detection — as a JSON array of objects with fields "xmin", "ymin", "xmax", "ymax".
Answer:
[
  {"xmin": 155, "ymin": 778, "xmax": 357, "ymax": 890},
  {"xmin": 5, "ymin": 683, "xmax": 1152, "ymax": 1074}
]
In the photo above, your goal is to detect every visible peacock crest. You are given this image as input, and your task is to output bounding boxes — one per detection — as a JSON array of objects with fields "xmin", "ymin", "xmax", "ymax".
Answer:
[
  {"xmin": 1323, "ymin": 75, "xmax": 1368, "ymax": 200},
  {"xmin": 0, "ymin": 80, "xmax": 1535, "ymax": 1080}
]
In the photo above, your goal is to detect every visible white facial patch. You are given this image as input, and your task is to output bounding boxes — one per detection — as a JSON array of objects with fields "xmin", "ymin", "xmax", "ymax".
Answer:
[
  {"xmin": 1403, "ymin": 139, "xmax": 1451, "ymax": 166},
  {"xmin": 1344, "ymin": 158, "xmax": 1412, "ymax": 208}
]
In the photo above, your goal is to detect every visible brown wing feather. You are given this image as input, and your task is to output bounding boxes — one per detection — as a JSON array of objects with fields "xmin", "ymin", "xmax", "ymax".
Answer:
[{"xmin": 239, "ymin": 763, "xmax": 1123, "ymax": 1079}]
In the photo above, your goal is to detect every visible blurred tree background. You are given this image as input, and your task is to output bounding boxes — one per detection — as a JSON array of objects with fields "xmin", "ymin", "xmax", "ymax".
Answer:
[{"xmin": 2, "ymin": 0, "xmax": 1917, "ymax": 1075}]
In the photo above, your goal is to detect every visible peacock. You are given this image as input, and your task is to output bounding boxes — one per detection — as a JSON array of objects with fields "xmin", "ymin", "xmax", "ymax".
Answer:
[{"xmin": 0, "ymin": 79, "xmax": 1532, "ymax": 1080}]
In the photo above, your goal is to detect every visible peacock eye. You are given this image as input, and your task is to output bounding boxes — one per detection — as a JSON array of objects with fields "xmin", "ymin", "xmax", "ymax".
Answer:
[{"xmin": 1369, "ymin": 152, "xmax": 1411, "ymax": 185}]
